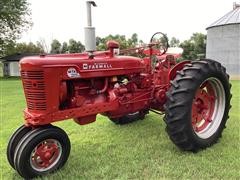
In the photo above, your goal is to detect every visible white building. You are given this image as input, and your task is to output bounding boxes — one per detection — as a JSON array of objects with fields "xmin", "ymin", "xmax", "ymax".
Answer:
[
  {"xmin": 206, "ymin": 2, "xmax": 240, "ymax": 79},
  {"xmin": 0, "ymin": 53, "xmax": 38, "ymax": 77}
]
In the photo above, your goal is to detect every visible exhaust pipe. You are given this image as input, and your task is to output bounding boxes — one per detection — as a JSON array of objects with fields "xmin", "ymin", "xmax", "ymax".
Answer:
[{"xmin": 84, "ymin": 1, "xmax": 97, "ymax": 53}]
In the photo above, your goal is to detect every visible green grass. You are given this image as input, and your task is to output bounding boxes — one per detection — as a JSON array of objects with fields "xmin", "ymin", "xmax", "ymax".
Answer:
[{"xmin": 0, "ymin": 79, "xmax": 239, "ymax": 179}]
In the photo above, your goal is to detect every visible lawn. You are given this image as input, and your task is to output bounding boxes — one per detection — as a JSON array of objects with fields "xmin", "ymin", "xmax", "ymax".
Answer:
[{"xmin": 0, "ymin": 78, "xmax": 239, "ymax": 179}]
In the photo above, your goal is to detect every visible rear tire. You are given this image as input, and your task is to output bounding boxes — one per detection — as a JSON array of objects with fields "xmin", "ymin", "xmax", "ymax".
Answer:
[
  {"xmin": 13, "ymin": 125, "xmax": 70, "ymax": 179},
  {"xmin": 110, "ymin": 110, "xmax": 148, "ymax": 125},
  {"xmin": 164, "ymin": 59, "xmax": 231, "ymax": 151}
]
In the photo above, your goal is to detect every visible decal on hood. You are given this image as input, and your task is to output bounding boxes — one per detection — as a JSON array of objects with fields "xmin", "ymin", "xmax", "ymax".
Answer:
[{"xmin": 82, "ymin": 63, "xmax": 112, "ymax": 70}]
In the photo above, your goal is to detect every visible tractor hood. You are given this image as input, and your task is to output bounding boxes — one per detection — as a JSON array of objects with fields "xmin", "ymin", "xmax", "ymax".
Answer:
[{"xmin": 20, "ymin": 53, "xmax": 146, "ymax": 79}]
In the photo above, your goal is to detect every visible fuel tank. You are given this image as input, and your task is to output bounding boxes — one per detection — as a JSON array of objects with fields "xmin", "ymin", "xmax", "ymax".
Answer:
[{"xmin": 20, "ymin": 53, "xmax": 146, "ymax": 79}]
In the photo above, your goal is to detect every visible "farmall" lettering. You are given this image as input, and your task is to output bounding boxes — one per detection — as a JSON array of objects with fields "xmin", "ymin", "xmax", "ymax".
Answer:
[{"xmin": 82, "ymin": 63, "xmax": 112, "ymax": 70}]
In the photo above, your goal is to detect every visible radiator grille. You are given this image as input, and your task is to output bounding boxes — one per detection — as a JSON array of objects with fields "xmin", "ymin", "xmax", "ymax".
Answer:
[
  {"xmin": 21, "ymin": 71, "xmax": 47, "ymax": 110},
  {"xmin": 26, "ymin": 91, "xmax": 46, "ymax": 100},
  {"xmin": 21, "ymin": 71, "xmax": 44, "ymax": 80},
  {"xmin": 23, "ymin": 81, "xmax": 45, "ymax": 90},
  {"xmin": 27, "ymin": 102, "xmax": 46, "ymax": 110}
]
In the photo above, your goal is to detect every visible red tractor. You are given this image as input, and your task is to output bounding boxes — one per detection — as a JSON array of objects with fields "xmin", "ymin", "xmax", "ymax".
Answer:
[{"xmin": 7, "ymin": 1, "xmax": 231, "ymax": 178}]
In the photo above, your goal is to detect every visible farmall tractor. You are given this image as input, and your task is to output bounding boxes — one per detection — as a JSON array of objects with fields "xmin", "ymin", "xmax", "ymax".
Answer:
[{"xmin": 7, "ymin": 1, "xmax": 231, "ymax": 179}]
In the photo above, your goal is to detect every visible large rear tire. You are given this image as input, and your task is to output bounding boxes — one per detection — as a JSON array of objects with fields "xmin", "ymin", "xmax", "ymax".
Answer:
[{"xmin": 164, "ymin": 59, "xmax": 231, "ymax": 151}]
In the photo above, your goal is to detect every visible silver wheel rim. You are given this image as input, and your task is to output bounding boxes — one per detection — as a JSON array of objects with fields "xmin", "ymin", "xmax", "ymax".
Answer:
[{"xmin": 194, "ymin": 77, "xmax": 226, "ymax": 139}]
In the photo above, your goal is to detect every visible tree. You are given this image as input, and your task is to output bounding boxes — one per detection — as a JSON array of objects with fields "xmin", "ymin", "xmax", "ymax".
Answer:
[
  {"xmin": 68, "ymin": 39, "xmax": 85, "ymax": 53},
  {"xmin": 180, "ymin": 33, "xmax": 206, "ymax": 60},
  {"xmin": 191, "ymin": 33, "xmax": 206, "ymax": 56},
  {"xmin": 96, "ymin": 33, "xmax": 143, "ymax": 51},
  {"xmin": 96, "ymin": 36, "xmax": 106, "ymax": 51},
  {"xmin": 180, "ymin": 40, "xmax": 196, "ymax": 60},
  {"xmin": 170, "ymin": 37, "xmax": 180, "ymax": 47},
  {"xmin": 128, "ymin": 33, "xmax": 138, "ymax": 47},
  {"xmin": 0, "ymin": 0, "xmax": 32, "ymax": 56},
  {"xmin": 15, "ymin": 42, "xmax": 42, "ymax": 53},
  {"xmin": 50, "ymin": 39, "xmax": 61, "ymax": 54},
  {"xmin": 61, "ymin": 42, "xmax": 68, "ymax": 53},
  {"xmin": 3, "ymin": 42, "xmax": 43, "ymax": 55},
  {"xmin": 36, "ymin": 38, "xmax": 48, "ymax": 53}
]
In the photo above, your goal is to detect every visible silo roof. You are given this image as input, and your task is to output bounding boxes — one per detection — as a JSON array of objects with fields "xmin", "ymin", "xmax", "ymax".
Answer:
[{"xmin": 207, "ymin": 6, "xmax": 240, "ymax": 29}]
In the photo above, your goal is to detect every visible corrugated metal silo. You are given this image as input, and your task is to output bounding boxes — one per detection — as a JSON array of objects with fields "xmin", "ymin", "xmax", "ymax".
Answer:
[{"xmin": 206, "ymin": 3, "xmax": 240, "ymax": 79}]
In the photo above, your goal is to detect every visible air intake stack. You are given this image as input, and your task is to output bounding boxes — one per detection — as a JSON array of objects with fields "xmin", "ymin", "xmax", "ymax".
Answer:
[{"xmin": 84, "ymin": 1, "xmax": 97, "ymax": 53}]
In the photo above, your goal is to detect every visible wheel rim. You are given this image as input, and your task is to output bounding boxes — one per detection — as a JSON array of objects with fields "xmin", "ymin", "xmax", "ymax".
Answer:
[
  {"xmin": 191, "ymin": 77, "xmax": 226, "ymax": 139},
  {"xmin": 30, "ymin": 139, "xmax": 62, "ymax": 172}
]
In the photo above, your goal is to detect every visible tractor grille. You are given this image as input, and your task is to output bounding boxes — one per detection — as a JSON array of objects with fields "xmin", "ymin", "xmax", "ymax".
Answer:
[
  {"xmin": 21, "ymin": 71, "xmax": 44, "ymax": 80},
  {"xmin": 21, "ymin": 71, "xmax": 47, "ymax": 111}
]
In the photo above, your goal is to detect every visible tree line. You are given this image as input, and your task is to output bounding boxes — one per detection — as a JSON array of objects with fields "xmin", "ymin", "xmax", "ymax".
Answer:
[
  {"xmin": 2, "ymin": 33, "xmax": 206, "ymax": 60},
  {"xmin": 0, "ymin": 0, "xmax": 206, "ymax": 60}
]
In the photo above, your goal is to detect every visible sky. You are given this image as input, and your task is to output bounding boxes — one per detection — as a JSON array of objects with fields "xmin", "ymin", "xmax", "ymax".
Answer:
[{"xmin": 20, "ymin": 0, "xmax": 235, "ymax": 46}]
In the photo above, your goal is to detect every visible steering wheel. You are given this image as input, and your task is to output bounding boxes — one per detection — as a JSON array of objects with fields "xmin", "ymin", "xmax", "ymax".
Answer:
[{"xmin": 150, "ymin": 32, "xmax": 169, "ymax": 56}]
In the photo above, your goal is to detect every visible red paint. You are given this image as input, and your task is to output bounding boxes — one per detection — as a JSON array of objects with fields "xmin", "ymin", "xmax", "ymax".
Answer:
[
  {"xmin": 32, "ymin": 140, "xmax": 60, "ymax": 169},
  {"xmin": 168, "ymin": 60, "xmax": 190, "ymax": 81},
  {"xmin": 20, "ymin": 41, "xmax": 185, "ymax": 126},
  {"xmin": 192, "ymin": 81, "xmax": 216, "ymax": 132},
  {"xmin": 107, "ymin": 40, "xmax": 119, "ymax": 57}
]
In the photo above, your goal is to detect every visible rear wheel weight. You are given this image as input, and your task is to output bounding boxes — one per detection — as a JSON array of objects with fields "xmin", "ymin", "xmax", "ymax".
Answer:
[
  {"xmin": 13, "ymin": 126, "xmax": 71, "ymax": 179},
  {"xmin": 164, "ymin": 59, "xmax": 231, "ymax": 151}
]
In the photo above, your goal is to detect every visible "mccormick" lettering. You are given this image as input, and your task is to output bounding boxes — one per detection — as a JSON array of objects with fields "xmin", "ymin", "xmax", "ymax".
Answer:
[{"xmin": 82, "ymin": 63, "xmax": 112, "ymax": 70}]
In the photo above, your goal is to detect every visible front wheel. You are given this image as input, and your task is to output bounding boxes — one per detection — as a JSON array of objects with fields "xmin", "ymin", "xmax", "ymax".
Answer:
[
  {"xmin": 13, "ymin": 125, "xmax": 70, "ymax": 179},
  {"xmin": 164, "ymin": 59, "xmax": 231, "ymax": 151}
]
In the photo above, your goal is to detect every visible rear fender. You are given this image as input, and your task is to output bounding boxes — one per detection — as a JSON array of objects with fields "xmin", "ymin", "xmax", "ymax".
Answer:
[{"xmin": 168, "ymin": 60, "xmax": 191, "ymax": 81}]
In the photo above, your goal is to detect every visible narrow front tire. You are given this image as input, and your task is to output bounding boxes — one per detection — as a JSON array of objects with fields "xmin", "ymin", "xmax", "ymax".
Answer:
[
  {"xmin": 13, "ymin": 126, "xmax": 70, "ymax": 179},
  {"xmin": 7, "ymin": 125, "xmax": 32, "ymax": 169}
]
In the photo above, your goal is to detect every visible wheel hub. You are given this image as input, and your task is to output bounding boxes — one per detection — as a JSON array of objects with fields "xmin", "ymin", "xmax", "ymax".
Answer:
[
  {"xmin": 194, "ymin": 98, "xmax": 206, "ymax": 113},
  {"xmin": 192, "ymin": 80, "xmax": 216, "ymax": 133},
  {"xmin": 30, "ymin": 139, "xmax": 62, "ymax": 171}
]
